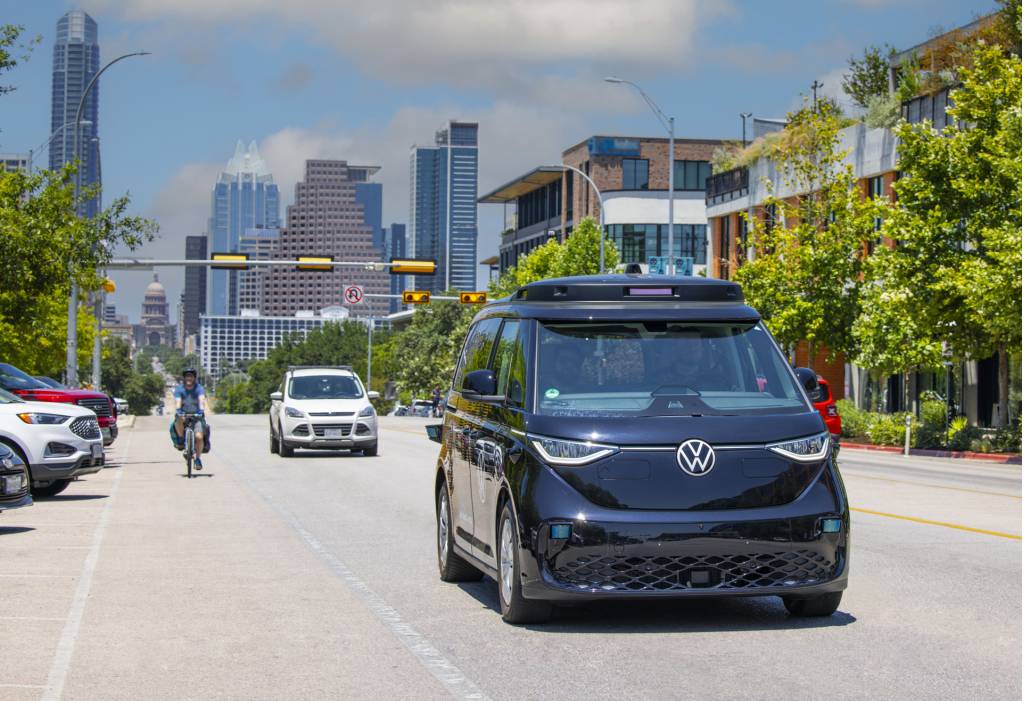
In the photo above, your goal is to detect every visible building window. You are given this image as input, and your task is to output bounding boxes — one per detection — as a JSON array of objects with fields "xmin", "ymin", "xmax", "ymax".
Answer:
[
  {"xmin": 622, "ymin": 159, "xmax": 649, "ymax": 190},
  {"xmin": 606, "ymin": 224, "xmax": 707, "ymax": 265},
  {"xmin": 674, "ymin": 160, "xmax": 711, "ymax": 191},
  {"xmin": 868, "ymin": 175, "xmax": 885, "ymax": 253},
  {"xmin": 719, "ymin": 216, "xmax": 730, "ymax": 279}
]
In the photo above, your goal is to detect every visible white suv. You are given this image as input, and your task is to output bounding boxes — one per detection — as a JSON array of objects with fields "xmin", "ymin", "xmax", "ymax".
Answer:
[
  {"xmin": 269, "ymin": 366, "xmax": 379, "ymax": 457},
  {"xmin": 0, "ymin": 389, "xmax": 104, "ymax": 496}
]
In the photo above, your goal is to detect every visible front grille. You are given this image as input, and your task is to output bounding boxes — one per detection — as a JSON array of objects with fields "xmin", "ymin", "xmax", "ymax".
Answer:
[
  {"xmin": 308, "ymin": 411, "xmax": 354, "ymax": 417},
  {"xmin": 552, "ymin": 550, "xmax": 835, "ymax": 593},
  {"xmin": 77, "ymin": 398, "xmax": 111, "ymax": 418},
  {"xmin": 312, "ymin": 423, "xmax": 352, "ymax": 437},
  {"xmin": 69, "ymin": 416, "xmax": 101, "ymax": 440}
]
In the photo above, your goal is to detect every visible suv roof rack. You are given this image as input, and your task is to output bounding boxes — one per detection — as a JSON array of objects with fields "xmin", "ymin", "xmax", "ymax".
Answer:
[
  {"xmin": 513, "ymin": 274, "xmax": 743, "ymax": 303},
  {"xmin": 286, "ymin": 365, "xmax": 353, "ymax": 372}
]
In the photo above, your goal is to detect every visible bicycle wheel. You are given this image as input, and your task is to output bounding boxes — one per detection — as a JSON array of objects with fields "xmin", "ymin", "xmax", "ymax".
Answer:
[{"xmin": 185, "ymin": 427, "xmax": 195, "ymax": 478}]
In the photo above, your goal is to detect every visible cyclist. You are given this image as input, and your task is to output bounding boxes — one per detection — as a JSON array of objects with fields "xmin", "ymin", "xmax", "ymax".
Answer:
[{"xmin": 171, "ymin": 368, "xmax": 207, "ymax": 470}]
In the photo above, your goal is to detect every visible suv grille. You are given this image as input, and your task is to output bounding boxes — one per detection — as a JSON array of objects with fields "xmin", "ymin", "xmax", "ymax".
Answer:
[
  {"xmin": 552, "ymin": 550, "xmax": 835, "ymax": 592},
  {"xmin": 312, "ymin": 423, "xmax": 352, "ymax": 437},
  {"xmin": 308, "ymin": 411, "xmax": 354, "ymax": 417},
  {"xmin": 69, "ymin": 416, "xmax": 101, "ymax": 440},
  {"xmin": 77, "ymin": 398, "xmax": 111, "ymax": 418}
]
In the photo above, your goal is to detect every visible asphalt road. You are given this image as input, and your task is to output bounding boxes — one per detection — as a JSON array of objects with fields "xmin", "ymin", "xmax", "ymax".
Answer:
[{"xmin": 2, "ymin": 414, "xmax": 1020, "ymax": 700}]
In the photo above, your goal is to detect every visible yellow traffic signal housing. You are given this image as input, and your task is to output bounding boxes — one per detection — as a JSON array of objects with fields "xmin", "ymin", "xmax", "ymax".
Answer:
[
  {"xmin": 101, "ymin": 278, "xmax": 117, "ymax": 293},
  {"xmin": 390, "ymin": 258, "xmax": 437, "ymax": 275},
  {"xmin": 459, "ymin": 291, "xmax": 487, "ymax": 304},
  {"xmin": 297, "ymin": 256, "xmax": 333, "ymax": 271},
  {"xmin": 402, "ymin": 290, "xmax": 431, "ymax": 304},
  {"xmin": 211, "ymin": 252, "xmax": 249, "ymax": 270}
]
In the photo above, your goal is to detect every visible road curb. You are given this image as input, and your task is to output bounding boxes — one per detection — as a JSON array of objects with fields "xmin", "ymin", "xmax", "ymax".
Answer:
[
  {"xmin": 117, "ymin": 415, "xmax": 136, "ymax": 430},
  {"xmin": 839, "ymin": 441, "xmax": 1022, "ymax": 464}
]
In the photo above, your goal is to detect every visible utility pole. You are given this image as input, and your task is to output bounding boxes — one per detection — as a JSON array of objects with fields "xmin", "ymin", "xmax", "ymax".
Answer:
[
  {"xmin": 740, "ymin": 112, "xmax": 752, "ymax": 149},
  {"xmin": 811, "ymin": 80, "xmax": 823, "ymax": 111}
]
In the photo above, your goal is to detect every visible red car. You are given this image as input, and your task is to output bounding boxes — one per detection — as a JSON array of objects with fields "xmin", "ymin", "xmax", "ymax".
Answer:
[
  {"xmin": 813, "ymin": 377, "xmax": 842, "ymax": 438},
  {"xmin": 0, "ymin": 363, "xmax": 117, "ymax": 446}
]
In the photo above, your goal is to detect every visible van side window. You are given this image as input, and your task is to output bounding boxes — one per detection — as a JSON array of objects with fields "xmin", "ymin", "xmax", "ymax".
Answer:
[
  {"xmin": 492, "ymin": 320, "xmax": 522, "ymax": 403},
  {"xmin": 454, "ymin": 318, "xmax": 501, "ymax": 391}
]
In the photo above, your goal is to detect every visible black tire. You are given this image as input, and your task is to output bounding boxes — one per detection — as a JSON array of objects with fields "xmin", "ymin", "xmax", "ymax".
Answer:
[
  {"xmin": 783, "ymin": 591, "xmax": 843, "ymax": 617},
  {"xmin": 361, "ymin": 442, "xmax": 378, "ymax": 457},
  {"xmin": 436, "ymin": 482, "xmax": 482, "ymax": 582},
  {"xmin": 34, "ymin": 479, "xmax": 71, "ymax": 497},
  {"xmin": 278, "ymin": 423, "xmax": 294, "ymax": 457},
  {"xmin": 270, "ymin": 425, "xmax": 279, "ymax": 454},
  {"xmin": 497, "ymin": 502, "xmax": 552, "ymax": 624}
]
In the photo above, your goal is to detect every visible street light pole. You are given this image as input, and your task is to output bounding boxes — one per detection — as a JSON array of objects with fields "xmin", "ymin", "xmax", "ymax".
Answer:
[
  {"xmin": 65, "ymin": 50, "xmax": 150, "ymax": 388},
  {"xmin": 740, "ymin": 112, "xmax": 752, "ymax": 149},
  {"xmin": 544, "ymin": 164, "xmax": 605, "ymax": 272},
  {"xmin": 605, "ymin": 77, "xmax": 676, "ymax": 274}
]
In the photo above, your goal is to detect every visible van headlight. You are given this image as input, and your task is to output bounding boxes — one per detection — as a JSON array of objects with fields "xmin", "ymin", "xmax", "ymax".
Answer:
[
  {"xmin": 17, "ymin": 413, "xmax": 71, "ymax": 425},
  {"xmin": 285, "ymin": 407, "xmax": 305, "ymax": 418},
  {"xmin": 358, "ymin": 405, "xmax": 375, "ymax": 418},
  {"xmin": 767, "ymin": 432, "xmax": 831, "ymax": 462},
  {"xmin": 528, "ymin": 434, "xmax": 617, "ymax": 466}
]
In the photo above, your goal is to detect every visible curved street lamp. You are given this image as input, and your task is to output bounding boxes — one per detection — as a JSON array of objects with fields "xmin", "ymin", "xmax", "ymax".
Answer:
[
  {"xmin": 66, "ymin": 51, "xmax": 150, "ymax": 388},
  {"xmin": 605, "ymin": 76, "xmax": 676, "ymax": 274},
  {"xmin": 544, "ymin": 164, "xmax": 606, "ymax": 273}
]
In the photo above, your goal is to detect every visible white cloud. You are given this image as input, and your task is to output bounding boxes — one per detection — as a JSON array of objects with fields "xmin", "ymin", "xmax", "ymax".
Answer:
[{"xmin": 92, "ymin": 0, "xmax": 726, "ymax": 91}]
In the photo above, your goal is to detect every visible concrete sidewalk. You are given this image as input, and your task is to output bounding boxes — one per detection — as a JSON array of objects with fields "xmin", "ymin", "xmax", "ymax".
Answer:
[{"xmin": 0, "ymin": 416, "xmax": 447, "ymax": 700}]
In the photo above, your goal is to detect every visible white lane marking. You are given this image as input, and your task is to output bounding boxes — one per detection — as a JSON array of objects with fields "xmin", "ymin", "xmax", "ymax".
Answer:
[
  {"xmin": 0, "ymin": 616, "xmax": 65, "ymax": 621},
  {"xmin": 241, "ymin": 479, "xmax": 490, "ymax": 701},
  {"xmin": 0, "ymin": 683, "xmax": 47, "ymax": 689},
  {"xmin": 0, "ymin": 574, "xmax": 72, "ymax": 578},
  {"xmin": 42, "ymin": 431, "xmax": 130, "ymax": 701}
]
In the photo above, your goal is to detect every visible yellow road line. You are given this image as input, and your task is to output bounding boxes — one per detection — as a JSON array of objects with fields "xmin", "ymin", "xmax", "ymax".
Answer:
[
  {"xmin": 852, "ymin": 507, "xmax": 1022, "ymax": 540},
  {"xmin": 842, "ymin": 472, "xmax": 1021, "ymax": 499}
]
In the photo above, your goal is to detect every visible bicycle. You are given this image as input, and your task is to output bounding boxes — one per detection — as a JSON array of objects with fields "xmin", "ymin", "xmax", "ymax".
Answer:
[{"xmin": 179, "ymin": 411, "xmax": 204, "ymax": 478}]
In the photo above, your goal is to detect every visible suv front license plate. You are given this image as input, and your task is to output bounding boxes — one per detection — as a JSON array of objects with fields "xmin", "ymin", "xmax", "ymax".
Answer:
[
  {"xmin": 91, "ymin": 444, "xmax": 103, "ymax": 459},
  {"xmin": 2, "ymin": 474, "xmax": 26, "ymax": 494},
  {"xmin": 324, "ymin": 428, "xmax": 343, "ymax": 439}
]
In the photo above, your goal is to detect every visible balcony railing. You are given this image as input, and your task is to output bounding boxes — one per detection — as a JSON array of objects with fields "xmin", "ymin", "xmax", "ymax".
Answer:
[{"xmin": 705, "ymin": 166, "xmax": 749, "ymax": 205}]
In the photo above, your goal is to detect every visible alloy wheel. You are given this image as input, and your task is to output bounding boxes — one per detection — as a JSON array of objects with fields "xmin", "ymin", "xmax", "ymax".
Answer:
[
  {"xmin": 500, "ymin": 516, "xmax": 514, "ymax": 605},
  {"xmin": 438, "ymin": 491, "xmax": 450, "ymax": 565}
]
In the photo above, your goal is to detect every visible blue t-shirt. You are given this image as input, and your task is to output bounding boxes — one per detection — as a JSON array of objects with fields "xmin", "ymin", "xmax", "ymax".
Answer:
[{"xmin": 174, "ymin": 383, "xmax": 205, "ymax": 413}]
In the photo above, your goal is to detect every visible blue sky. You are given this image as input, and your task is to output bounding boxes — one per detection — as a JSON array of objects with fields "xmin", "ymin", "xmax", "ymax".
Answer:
[{"xmin": 1, "ymin": 0, "xmax": 995, "ymax": 321}]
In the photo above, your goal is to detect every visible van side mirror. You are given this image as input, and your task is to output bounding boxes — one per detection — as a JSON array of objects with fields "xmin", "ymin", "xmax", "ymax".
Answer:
[
  {"xmin": 367, "ymin": 390, "xmax": 380, "ymax": 400},
  {"xmin": 462, "ymin": 369, "xmax": 502, "ymax": 401},
  {"xmin": 793, "ymin": 367, "xmax": 820, "ymax": 400},
  {"xmin": 270, "ymin": 391, "xmax": 283, "ymax": 401},
  {"xmin": 425, "ymin": 424, "xmax": 443, "ymax": 444}
]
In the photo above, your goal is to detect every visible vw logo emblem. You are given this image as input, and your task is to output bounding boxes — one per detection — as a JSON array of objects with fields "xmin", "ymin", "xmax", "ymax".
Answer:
[{"xmin": 676, "ymin": 439, "xmax": 715, "ymax": 476}]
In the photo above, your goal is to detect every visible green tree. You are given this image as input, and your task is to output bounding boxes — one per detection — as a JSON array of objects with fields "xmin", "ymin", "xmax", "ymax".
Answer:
[
  {"xmin": 0, "ymin": 24, "xmax": 39, "ymax": 96},
  {"xmin": 124, "ymin": 371, "xmax": 164, "ymax": 415},
  {"xmin": 100, "ymin": 337, "xmax": 133, "ymax": 397},
  {"xmin": 842, "ymin": 44, "xmax": 894, "ymax": 109},
  {"xmin": 855, "ymin": 43, "xmax": 1022, "ymax": 424},
  {"xmin": 490, "ymin": 216, "xmax": 619, "ymax": 297},
  {"xmin": 735, "ymin": 100, "xmax": 883, "ymax": 367},
  {"xmin": 214, "ymin": 373, "xmax": 255, "ymax": 414}
]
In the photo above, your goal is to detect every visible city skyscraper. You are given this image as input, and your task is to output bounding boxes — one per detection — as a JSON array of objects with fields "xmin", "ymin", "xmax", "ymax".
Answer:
[
  {"xmin": 408, "ymin": 121, "xmax": 478, "ymax": 292},
  {"xmin": 182, "ymin": 234, "xmax": 208, "ymax": 341},
  {"xmin": 383, "ymin": 223, "xmax": 407, "ymax": 313},
  {"xmin": 238, "ymin": 227, "xmax": 280, "ymax": 313},
  {"xmin": 208, "ymin": 140, "xmax": 281, "ymax": 316},
  {"xmin": 262, "ymin": 160, "xmax": 390, "ymax": 319},
  {"xmin": 50, "ymin": 10, "xmax": 101, "ymax": 218}
]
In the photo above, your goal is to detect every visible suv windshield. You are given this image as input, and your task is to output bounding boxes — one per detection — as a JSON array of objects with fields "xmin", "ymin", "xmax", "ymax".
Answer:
[
  {"xmin": 0, "ymin": 363, "xmax": 48, "ymax": 391},
  {"xmin": 536, "ymin": 321, "xmax": 808, "ymax": 417},
  {"xmin": 288, "ymin": 374, "xmax": 363, "ymax": 400}
]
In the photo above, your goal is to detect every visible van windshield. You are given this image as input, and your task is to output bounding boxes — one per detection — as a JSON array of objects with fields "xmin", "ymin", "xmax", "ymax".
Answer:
[
  {"xmin": 288, "ymin": 375, "xmax": 363, "ymax": 400},
  {"xmin": 535, "ymin": 321, "xmax": 809, "ymax": 417}
]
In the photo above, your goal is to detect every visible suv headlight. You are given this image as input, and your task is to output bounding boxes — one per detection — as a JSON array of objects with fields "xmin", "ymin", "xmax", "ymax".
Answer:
[
  {"xmin": 285, "ymin": 406, "xmax": 305, "ymax": 418},
  {"xmin": 17, "ymin": 413, "xmax": 71, "ymax": 425},
  {"xmin": 767, "ymin": 432, "xmax": 831, "ymax": 462},
  {"xmin": 528, "ymin": 434, "xmax": 617, "ymax": 466},
  {"xmin": 358, "ymin": 405, "xmax": 375, "ymax": 418}
]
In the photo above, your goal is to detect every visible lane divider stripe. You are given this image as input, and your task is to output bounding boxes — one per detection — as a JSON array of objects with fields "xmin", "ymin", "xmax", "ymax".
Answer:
[{"xmin": 852, "ymin": 507, "xmax": 1022, "ymax": 540}]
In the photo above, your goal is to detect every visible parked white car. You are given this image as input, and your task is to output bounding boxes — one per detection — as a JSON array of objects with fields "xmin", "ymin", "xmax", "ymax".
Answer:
[
  {"xmin": 0, "ymin": 388, "xmax": 104, "ymax": 496},
  {"xmin": 269, "ymin": 366, "xmax": 379, "ymax": 457}
]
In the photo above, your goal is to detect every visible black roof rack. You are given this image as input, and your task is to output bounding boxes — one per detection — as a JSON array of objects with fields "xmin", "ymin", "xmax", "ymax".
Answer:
[
  {"xmin": 513, "ymin": 275, "xmax": 743, "ymax": 303},
  {"xmin": 287, "ymin": 365, "xmax": 353, "ymax": 372}
]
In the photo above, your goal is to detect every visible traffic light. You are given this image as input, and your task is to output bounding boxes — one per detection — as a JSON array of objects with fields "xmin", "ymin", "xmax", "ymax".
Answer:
[
  {"xmin": 210, "ymin": 252, "xmax": 249, "ymax": 270},
  {"xmin": 402, "ymin": 290, "xmax": 431, "ymax": 304},
  {"xmin": 101, "ymin": 278, "xmax": 117, "ymax": 293},
  {"xmin": 459, "ymin": 291, "xmax": 487, "ymax": 304},
  {"xmin": 296, "ymin": 256, "xmax": 333, "ymax": 271},
  {"xmin": 390, "ymin": 258, "xmax": 436, "ymax": 275}
]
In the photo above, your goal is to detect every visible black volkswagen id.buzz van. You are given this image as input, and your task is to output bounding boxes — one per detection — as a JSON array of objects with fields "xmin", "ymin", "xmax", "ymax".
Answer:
[{"xmin": 428, "ymin": 275, "xmax": 849, "ymax": 624}]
